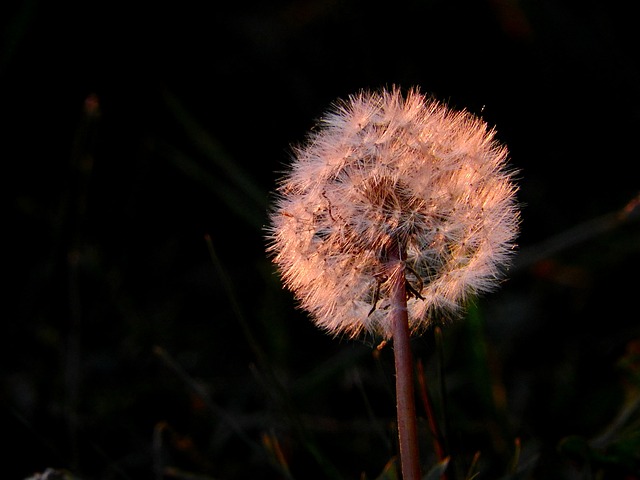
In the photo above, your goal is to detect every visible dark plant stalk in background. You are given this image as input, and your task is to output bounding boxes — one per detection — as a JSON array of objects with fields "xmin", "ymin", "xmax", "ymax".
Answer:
[{"xmin": 417, "ymin": 358, "xmax": 448, "ymax": 469}]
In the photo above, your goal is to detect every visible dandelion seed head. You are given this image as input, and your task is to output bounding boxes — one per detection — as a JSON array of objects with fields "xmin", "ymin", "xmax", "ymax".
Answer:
[{"xmin": 267, "ymin": 87, "xmax": 520, "ymax": 339}]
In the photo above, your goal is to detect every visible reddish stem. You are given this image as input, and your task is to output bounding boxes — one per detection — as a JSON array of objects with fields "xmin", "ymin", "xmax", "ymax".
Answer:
[{"xmin": 388, "ymin": 245, "xmax": 421, "ymax": 480}]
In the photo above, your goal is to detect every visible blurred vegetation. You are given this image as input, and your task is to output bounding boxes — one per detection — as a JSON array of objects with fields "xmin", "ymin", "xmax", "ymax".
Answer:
[{"xmin": 3, "ymin": 0, "xmax": 640, "ymax": 479}]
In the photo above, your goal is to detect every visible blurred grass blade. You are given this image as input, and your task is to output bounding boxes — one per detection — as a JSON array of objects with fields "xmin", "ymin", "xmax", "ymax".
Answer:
[
  {"xmin": 422, "ymin": 457, "xmax": 450, "ymax": 480},
  {"xmin": 374, "ymin": 457, "xmax": 399, "ymax": 480},
  {"xmin": 161, "ymin": 143, "xmax": 264, "ymax": 229},
  {"xmin": 205, "ymin": 234, "xmax": 267, "ymax": 365},
  {"xmin": 162, "ymin": 88, "xmax": 267, "ymax": 208},
  {"xmin": 416, "ymin": 358, "xmax": 447, "ymax": 465},
  {"xmin": 206, "ymin": 235, "xmax": 342, "ymax": 479},
  {"xmin": 590, "ymin": 391, "xmax": 640, "ymax": 449},
  {"xmin": 154, "ymin": 347, "xmax": 295, "ymax": 479},
  {"xmin": 434, "ymin": 327, "xmax": 450, "ymax": 456},
  {"xmin": 261, "ymin": 431, "xmax": 292, "ymax": 477},
  {"xmin": 464, "ymin": 451, "xmax": 481, "ymax": 480},
  {"xmin": 153, "ymin": 347, "xmax": 256, "ymax": 448},
  {"xmin": 513, "ymin": 192, "xmax": 640, "ymax": 272},
  {"xmin": 508, "ymin": 438, "xmax": 521, "ymax": 474}
]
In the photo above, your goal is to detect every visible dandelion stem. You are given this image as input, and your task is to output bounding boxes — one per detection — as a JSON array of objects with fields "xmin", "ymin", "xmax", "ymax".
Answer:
[{"xmin": 389, "ymin": 243, "xmax": 421, "ymax": 480}]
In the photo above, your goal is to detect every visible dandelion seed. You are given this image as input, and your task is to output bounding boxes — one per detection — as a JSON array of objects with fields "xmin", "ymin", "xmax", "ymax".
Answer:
[{"xmin": 267, "ymin": 87, "xmax": 519, "ymax": 339}]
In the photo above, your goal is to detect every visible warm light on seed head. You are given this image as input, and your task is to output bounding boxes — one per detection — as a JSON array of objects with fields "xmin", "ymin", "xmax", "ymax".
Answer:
[{"xmin": 267, "ymin": 87, "xmax": 519, "ymax": 339}]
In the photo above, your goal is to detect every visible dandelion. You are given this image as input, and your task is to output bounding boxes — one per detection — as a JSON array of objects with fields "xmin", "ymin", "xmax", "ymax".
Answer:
[
  {"xmin": 266, "ymin": 87, "xmax": 519, "ymax": 479},
  {"xmin": 267, "ymin": 87, "xmax": 519, "ymax": 338}
]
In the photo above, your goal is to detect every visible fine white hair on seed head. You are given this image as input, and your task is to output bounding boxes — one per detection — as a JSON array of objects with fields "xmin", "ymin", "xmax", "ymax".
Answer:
[{"xmin": 267, "ymin": 86, "xmax": 520, "ymax": 339}]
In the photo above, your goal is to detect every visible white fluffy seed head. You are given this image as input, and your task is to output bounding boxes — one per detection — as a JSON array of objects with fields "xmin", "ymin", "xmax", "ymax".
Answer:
[{"xmin": 267, "ymin": 87, "xmax": 520, "ymax": 339}]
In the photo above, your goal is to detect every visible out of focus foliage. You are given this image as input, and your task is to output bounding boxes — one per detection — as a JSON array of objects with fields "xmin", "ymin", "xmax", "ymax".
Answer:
[{"xmin": 3, "ymin": 0, "xmax": 640, "ymax": 479}]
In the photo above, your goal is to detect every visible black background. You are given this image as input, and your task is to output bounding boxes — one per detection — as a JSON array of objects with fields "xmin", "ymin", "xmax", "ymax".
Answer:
[{"xmin": 3, "ymin": 1, "xmax": 640, "ymax": 479}]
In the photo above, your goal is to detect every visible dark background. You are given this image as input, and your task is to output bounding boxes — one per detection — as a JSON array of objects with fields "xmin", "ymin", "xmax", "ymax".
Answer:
[{"xmin": 3, "ymin": 1, "xmax": 640, "ymax": 479}]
